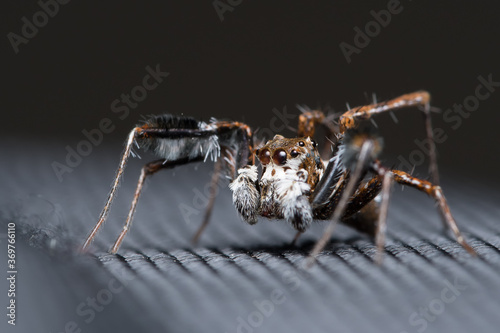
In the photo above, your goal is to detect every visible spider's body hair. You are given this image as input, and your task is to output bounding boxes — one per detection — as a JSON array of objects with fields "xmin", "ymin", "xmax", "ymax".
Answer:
[
  {"xmin": 84, "ymin": 91, "xmax": 476, "ymax": 259},
  {"xmin": 275, "ymin": 169, "xmax": 313, "ymax": 231},
  {"xmin": 138, "ymin": 114, "xmax": 221, "ymax": 162},
  {"xmin": 258, "ymin": 147, "xmax": 309, "ymax": 218},
  {"xmin": 229, "ymin": 130, "xmax": 379, "ymax": 231},
  {"xmin": 228, "ymin": 165, "xmax": 260, "ymax": 224},
  {"xmin": 230, "ymin": 134, "xmax": 338, "ymax": 230}
]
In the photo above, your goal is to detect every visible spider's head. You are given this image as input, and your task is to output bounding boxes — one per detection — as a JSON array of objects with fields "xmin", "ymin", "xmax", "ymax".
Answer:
[{"xmin": 255, "ymin": 135, "xmax": 324, "ymax": 187}]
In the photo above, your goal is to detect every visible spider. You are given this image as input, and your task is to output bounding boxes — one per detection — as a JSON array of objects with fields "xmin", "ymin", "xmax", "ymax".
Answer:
[{"xmin": 81, "ymin": 91, "xmax": 476, "ymax": 264}]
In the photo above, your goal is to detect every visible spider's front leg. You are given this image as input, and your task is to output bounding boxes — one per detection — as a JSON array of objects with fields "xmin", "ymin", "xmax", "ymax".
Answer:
[
  {"xmin": 307, "ymin": 140, "xmax": 475, "ymax": 267},
  {"xmin": 229, "ymin": 165, "xmax": 260, "ymax": 225}
]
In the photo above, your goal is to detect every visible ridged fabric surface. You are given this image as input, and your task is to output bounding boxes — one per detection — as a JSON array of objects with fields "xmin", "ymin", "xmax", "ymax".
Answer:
[{"xmin": 1, "ymin": 142, "xmax": 499, "ymax": 333}]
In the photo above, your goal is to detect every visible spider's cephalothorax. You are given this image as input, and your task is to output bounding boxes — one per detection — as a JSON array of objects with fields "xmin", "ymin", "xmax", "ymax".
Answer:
[
  {"xmin": 230, "ymin": 135, "xmax": 326, "ymax": 231},
  {"xmin": 257, "ymin": 135, "xmax": 324, "ymax": 189},
  {"xmin": 82, "ymin": 91, "xmax": 476, "ymax": 264}
]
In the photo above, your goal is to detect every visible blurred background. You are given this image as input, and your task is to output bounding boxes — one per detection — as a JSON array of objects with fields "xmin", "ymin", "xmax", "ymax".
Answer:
[
  {"xmin": 2, "ymin": 2, "xmax": 500, "ymax": 333},
  {"xmin": 3, "ymin": 0, "xmax": 500, "ymax": 183}
]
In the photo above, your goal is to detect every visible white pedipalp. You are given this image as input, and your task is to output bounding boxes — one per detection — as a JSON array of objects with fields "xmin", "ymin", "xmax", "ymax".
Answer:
[
  {"xmin": 229, "ymin": 165, "xmax": 259, "ymax": 224},
  {"xmin": 275, "ymin": 169, "xmax": 313, "ymax": 230},
  {"xmin": 233, "ymin": 164, "xmax": 258, "ymax": 183},
  {"xmin": 275, "ymin": 169, "xmax": 311, "ymax": 201}
]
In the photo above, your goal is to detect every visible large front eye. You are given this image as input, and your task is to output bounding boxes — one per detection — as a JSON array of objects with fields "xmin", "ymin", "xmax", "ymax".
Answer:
[
  {"xmin": 259, "ymin": 149, "xmax": 271, "ymax": 165},
  {"xmin": 272, "ymin": 149, "xmax": 287, "ymax": 165}
]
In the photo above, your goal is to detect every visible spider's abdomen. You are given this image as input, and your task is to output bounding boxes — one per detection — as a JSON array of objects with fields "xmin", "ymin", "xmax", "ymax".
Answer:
[{"xmin": 137, "ymin": 114, "xmax": 221, "ymax": 162}]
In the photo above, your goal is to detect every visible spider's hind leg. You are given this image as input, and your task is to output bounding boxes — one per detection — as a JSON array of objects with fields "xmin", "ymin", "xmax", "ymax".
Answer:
[
  {"xmin": 83, "ymin": 115, "xmax": 255, "ymax": 253},
  {"xmin": 110, "ymin": 156, "xmax": 204, "ymax": 253},
  {"xmin": 82, "ymin": 128, "xmax": 139, "ymax": 252},
  {"xmin": 385, "ymin": 166, "xmax": 476, "ymax": 255},
  {"xmin": 191, "ymin": 157, "xmax": 223, "ymax": 245}
]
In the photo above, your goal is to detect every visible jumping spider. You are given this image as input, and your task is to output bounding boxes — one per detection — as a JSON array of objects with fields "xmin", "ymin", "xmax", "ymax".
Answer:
[{"xmin": 82, "ymin": 91, "xmax": 476, "ymax": 264}]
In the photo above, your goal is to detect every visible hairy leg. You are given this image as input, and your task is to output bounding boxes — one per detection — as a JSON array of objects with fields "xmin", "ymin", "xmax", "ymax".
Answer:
[
  {"xmin": 191, "ymin": 157, "xmax": 223, "ymax": 245},
  {"xmin": 82, "ymin": 115, "xmax": 255, "ymax": 252},
  {"xmin": 109, "ymin": 157, "xmax": 203, "ymax": 253},
  {"xmin": 370, "ymin": 160, "xmax": 476, "ymax": 255},
  {"xmin": 81, "ymin": 128, "xmax": 140, "ymax": 252},
  {"xmin": 306, "ymin": 139, "xmax": 376, "ymax": 267},
  {"xmin": 391, "ymin": 169, "xmax": 475, "ymax": 254},
  {"xmin": 339, "ymin": 91, "xmax": 439, "ymax": 184}
]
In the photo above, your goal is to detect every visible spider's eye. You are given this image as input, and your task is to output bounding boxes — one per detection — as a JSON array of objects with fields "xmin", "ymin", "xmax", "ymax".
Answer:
[
  {"xmin": 273, "ymin": 149, "xmax": 287, "ymax": 165},
  {"xmin": 311, "ymin": 140, "xmax": 317, "ymax": 148},
  {"xmin": 298, "ymin": 141, "xmax": 305, "ymax": 147},
  {"xmin": 290, "ymin": 149, "xmax": 299, "ymax": 158},
  {"xmin": 259, "ymin": 149, "xmax": 271, "ymax": 165}
]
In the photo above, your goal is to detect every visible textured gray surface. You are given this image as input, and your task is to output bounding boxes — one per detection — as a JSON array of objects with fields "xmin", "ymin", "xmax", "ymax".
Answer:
[
  {"xmin": 4, "ymin": 1, "xmax": 500, "ymax": 332},
  {"xmin": 1, "ymin": 141, "xmax": 500, "ymax": 333}
]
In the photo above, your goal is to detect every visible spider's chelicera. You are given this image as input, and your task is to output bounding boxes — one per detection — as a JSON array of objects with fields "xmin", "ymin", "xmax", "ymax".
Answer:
[{"xmin": 81, "ymin": 91, "xmax": 476, "ymax": 263}]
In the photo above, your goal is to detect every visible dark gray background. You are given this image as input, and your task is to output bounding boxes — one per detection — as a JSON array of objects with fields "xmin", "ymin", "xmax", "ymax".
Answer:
[
  {"xmin": 2, "ymin": 1, "xmax": 500, "ymax": 333},
  {"xmin": 3, "ymin": 0, "xmax": 500, "ymax": 182}
]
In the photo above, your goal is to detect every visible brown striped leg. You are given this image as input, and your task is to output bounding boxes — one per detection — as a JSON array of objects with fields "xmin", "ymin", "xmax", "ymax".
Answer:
[
  {"xmin": 297, "ymin": 109, "xmax": 339, "ymax": 159},
  {"xmin": 81, "ymin": 122, "xmax": 214, "ymax": 253},
  {"xmin": 82, "ymin": 118, "xmax": 254, "ymax": 253},
  {"xmin": 109, "ymin": 157, "xmax": 203, "ymax": 254},
  {"xmin": 339, "ymin": 91, "xmax": 439, "ymax": 184},
  {"xmin": 213, "ymin": 121, "xmax": 255, "ymax": 167},
  {"xmin": 306, "ymin": 140, "xmax": 376, "ymax": 268},
  {"xmin": 389, "ymin": 169, "xmax": 476, "ymax": 255},
  {"xmin": 109, "ymin": 159, "xmax": 165, "ymax": 254},
  {"xmin": 81, "ymin": 128, "xmax": 140, "ymax": 252},
  {"xmin": 340, "ymin": 172, "xmax": 391, "ymax": 264},
  {"xmin": 347, "ymin": 162, "xmax": 394, "ymax": 264},
  {"xmin": 298, "ymin": 110, "xmax": 326, "ymax": 137}
]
